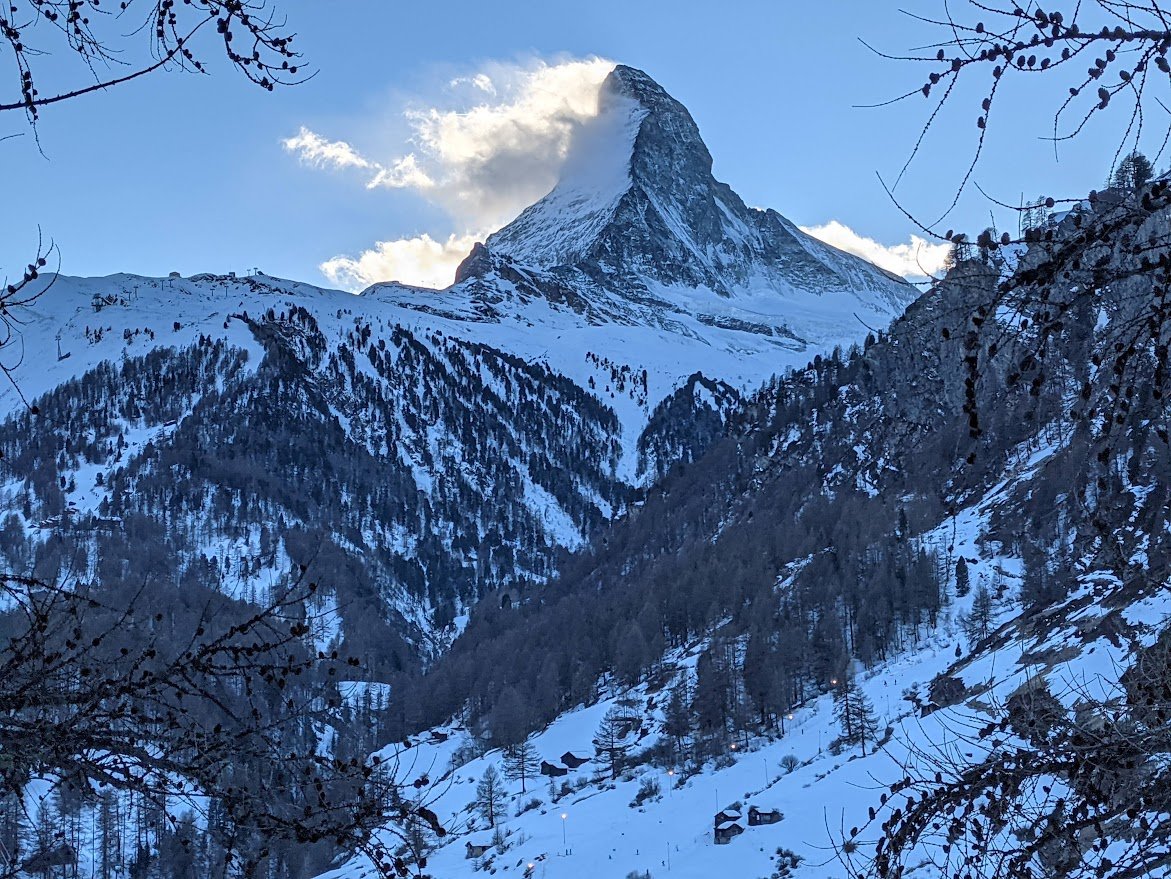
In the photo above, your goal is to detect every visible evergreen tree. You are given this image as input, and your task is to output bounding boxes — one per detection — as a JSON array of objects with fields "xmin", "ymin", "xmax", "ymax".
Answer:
[
  {"xmin": 490, "ymin": 685, "xmax": 529, "ymax": 747},
  {"xmin": 1020, "ymin": 194, "xmax": 1052, "ymax": 235},
  {"xmin": 475, "ymin": 765, "xmax": 504, "ymax": 828},
  {"xmin": 962, "ymin": 583, "xmax": 995, "ymax": 644},
  {"xmin": 692, "ymin": 645, "xmax": 733, "ymax": 738},
  {"xmin": 502, "ymin": 741, "xmax": 539, "ymax": 794},
  {"xmin": 833, "ymin": 676, "xmax": 880, "ymax": 756},
  {"xmin": 592, "ymin": 707, "xmax": 629, "ymax": 780},
  {"xmin": 614, "ymin": 622, "xmax": 649, "ymax": 685},
  {"xmin": 743, "ymin": 624, "xmax": 779, "ymax": 727},
  {"xmin": 663, "ymin": 678, "xmax": 692, "ymax": 762},
  {"xmin": 955, "ymin": 557, "xmax": 970, "ymax": 598},
  {"xmin": 1112, "ymin": 150, "xmax": 1155, "ymax": 190}
]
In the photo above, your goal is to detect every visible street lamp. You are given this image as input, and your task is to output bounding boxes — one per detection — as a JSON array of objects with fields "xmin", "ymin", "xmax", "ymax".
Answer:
[
  {"xmin": 561, "ymin": 812, "xmax": 568, "ymax": 854},
  {"xmin": 667, "ymin": 768, "xmax": 674, "ymax": 798}
]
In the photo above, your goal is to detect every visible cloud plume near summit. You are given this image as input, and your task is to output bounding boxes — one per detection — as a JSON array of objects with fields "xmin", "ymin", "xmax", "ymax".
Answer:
[{"xmin": 284, "ymin": 57, "xmax": 617, "ymax": 290}]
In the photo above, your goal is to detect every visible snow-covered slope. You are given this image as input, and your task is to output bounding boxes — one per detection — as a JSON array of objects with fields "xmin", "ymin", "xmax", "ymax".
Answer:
[
  {"xmin": 320, "ymin": 400, "xmax": 1171, "ymax": 879},
  {"xmin": 321, "ymin": 429, "xmax": 1169, "ymax": 879}
]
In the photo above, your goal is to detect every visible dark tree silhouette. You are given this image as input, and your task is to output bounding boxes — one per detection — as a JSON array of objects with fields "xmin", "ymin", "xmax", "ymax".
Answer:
[
  {"xmin": 849, "ymin": 6, "xmax": 1171, "ymax": 879},
  {"xmin": 1, "ymin": 0, "xmax": 306, "ymax": 124},
  {"xmin": 474, "ymin": 766, "xmax": 503, "ymax": 828},
  {"xmin": 502, "ymin": 742, "xmax": 539, "ymax": 794},
  {"xmin": 872, "ymin": 1, "xmax": 1171, "ymax": 452},
  {"xmin": 832, "ymin": 676, "xmax": 879, "ymax": 757},
  {"xmin": 1112, "ymin": 150, "xmax": 1154, "ymax": 190},
  {"xmin": 0, "ymin": 569, "xmax": 445, "ymax": 878},
  {"xmin": 592, "ymin": 707, "xmax": 629, "ymax": 780},
  {"xmin": 955, "ymin": 557, "xmax": 970, "ymax": 598},
  {"xmin": 845, "ymin": 668, "xmax": 1171, "ymax": 879}
]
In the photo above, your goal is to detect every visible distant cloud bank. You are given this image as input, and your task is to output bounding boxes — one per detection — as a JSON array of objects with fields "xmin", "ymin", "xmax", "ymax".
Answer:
[
  {"xmin": 319, "ymin": 233, "xmax": 479, "ymax": 292},
  {"xmin": 799, "ymin": 220, "xmax": 950, "ymax": 280}
]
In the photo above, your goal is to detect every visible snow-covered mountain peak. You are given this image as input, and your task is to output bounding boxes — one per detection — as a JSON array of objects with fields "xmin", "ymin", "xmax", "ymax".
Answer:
[
  {"xmin": 477, "ymin": 68, "xmax": 647, "ymax": 270},
  {"xmin": 472, "ymin": 65, "xmax": 915, "ymax": 317},
  {"xmin": 481, "ymin": 64, "xmax": 720, "ymax": 273}
]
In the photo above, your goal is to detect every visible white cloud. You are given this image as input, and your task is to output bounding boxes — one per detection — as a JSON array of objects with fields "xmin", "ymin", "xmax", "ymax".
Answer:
[
  {"xmin": 319, "ymin": 233, "xmax": 479, "ymax": 291},
  {"xmin": 367, "ymin": 155, "xmax": 435, "ymax": 191},
  {"xmin": 449, "ymin": 73, "xmax": 497, "ymax": 95},
  {"xmin": 284, "ymin": 57, "xmax": 616, "ymax": 289},
  {"xmin": 396, "ymin": 57, "xmax": 615, "ymax": 230},
  {"xmin": 282, "ymin": 126, "xmax": 373, "ymax": 171},
  {"xmin": 799, "ymin": 220, "xmax": 951, "ymax": 279}
]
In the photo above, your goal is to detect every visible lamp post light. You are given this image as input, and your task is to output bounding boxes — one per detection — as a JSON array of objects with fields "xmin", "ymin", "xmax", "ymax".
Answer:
[
  {"xmin": 667, "ymin": 768, "xmax": 674, "ymax": 798},
  {"xmin": 561, "ymin": 812, "xmax": 568, "ymax": 855}
]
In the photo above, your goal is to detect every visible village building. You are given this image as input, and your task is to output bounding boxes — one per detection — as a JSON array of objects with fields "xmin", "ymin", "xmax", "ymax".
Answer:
[
  {"xmin": 465, "ymin": 841, "xmax": 491, "ymax": 859},
  {"xmin": 748, "ymin": 806, "xmax": 782, "ymax": 826},
  {"xmin": 714, "ymin": 820, "xmax": 744, "ymax": 844},
  {"xmin": 714, "ymin": 808, "xmax": 742, "ymax": 826},
  {"xmin": 561, "ymin": 751, "xmax": 589, "ymax": 769},
  {"xmin": 540, "ymin": 760, "xmax": 568, "ymax": 777}
]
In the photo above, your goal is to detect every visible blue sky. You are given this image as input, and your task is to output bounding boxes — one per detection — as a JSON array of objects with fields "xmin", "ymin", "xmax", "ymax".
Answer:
[{"xmin": 0, "ymin": 0, "xmax": 1135, "ymax": 290}]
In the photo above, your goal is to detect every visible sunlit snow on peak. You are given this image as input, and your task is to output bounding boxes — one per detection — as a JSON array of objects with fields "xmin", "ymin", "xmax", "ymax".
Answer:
[{"xmin": 484, "ymin": 91, "xmax": 647, "ymax": 268}]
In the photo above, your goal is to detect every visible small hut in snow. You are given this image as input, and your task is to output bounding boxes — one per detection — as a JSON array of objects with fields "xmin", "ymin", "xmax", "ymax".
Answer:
[
  {"xmin": 540, "ymin": 760, "xmax": 568, "ymax": 777},
  {"xmin": 714, "ymin": 808, "xmax": 741, "ymax": 827},
  {"xmin": 714, "ymin": 821, "xmax": 744, "ymax": 844},
  {"xmin": 465, "ymin": 841, "xmax": 491, "ymax": 859},
  {"xmin": 748, "ymin": 806, "xmax": 782, "ymax": 826}
]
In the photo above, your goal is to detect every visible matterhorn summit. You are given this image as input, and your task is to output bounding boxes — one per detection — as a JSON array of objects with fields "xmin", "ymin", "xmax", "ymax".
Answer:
[
  {"xmin": 367, "ymin": 65, "xmax": 914, "ymax": 369},
  {"xmin": 483, "ymin": 65, "xmax": 911, "ymax": 309}
]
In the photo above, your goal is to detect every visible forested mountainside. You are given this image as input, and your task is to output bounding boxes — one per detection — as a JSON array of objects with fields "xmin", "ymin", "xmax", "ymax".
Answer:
[
  {"xmin": 323, "ymin": 181, "xmax": 1171, "ymax": 879},
  {"xmin": 392, "ymin": 185, "xmax": 1166, "ymax": 756},
  {"xmin": 385, "ymin": 258, "xmax": 1010, "ymax": 737},
  {"xmin": 0, "ymin": 309, "xmax": 630, "ymax": 671},
  {"xmin": 0, "ymin": 66, "xmax": 913, "ymax": 673}
]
